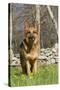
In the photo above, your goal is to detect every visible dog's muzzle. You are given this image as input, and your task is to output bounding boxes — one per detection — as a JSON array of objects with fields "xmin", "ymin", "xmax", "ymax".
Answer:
[{"xmin": 28, "ymin": 36, "xmax": 35, "ymax": 42}]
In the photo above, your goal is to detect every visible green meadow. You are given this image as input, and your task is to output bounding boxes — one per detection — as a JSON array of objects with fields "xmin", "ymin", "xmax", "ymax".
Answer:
[{"xmin": 9, "ymin": 64, "xmax": 58, "ymax": 86}]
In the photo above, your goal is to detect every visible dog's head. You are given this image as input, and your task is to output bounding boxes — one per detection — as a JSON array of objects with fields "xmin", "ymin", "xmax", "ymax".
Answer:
[{"xmin": 24, "ymin": 20, "xmax": 38, "ymax": 44}]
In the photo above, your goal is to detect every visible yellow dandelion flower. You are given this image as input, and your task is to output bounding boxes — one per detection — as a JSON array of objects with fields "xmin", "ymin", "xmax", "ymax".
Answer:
[
  {"xmin": 29, "ymin": 73, "xmax": 33, "ymax": 79},
  {"xmin": 29, "ymin": 75, "xmax": 33, "ymax": 79},
  {"xmin": 14, "ymin": 75, "xmax": 17, "ymax": 78},
  {"xmin": 21, "ymin": 74, "xmax": 25, "ymax": 80},
  {"xmin": 30, "ymin": 73, "xmax": 33, "ymax": 76}
]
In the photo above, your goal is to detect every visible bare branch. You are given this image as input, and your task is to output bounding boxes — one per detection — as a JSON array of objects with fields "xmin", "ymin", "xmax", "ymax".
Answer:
[{"xmin": 47, "ymin": 6, "xmax": 58, "ymax": 34}]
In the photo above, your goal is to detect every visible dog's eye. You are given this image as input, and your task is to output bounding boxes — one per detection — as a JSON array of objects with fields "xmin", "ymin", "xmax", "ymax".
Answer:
[
  {"xmin": 28, "ymin": 32, "xmax": 30, "ymax": 34},
  {"xmin": 33, "ymin": 31, "xmax": 37, "ymax": 34}
]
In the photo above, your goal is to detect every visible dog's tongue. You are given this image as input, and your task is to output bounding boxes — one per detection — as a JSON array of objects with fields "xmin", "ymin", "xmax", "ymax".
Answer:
[{"xmin": 29, "ymin": 38, "xmax": 34, "ymax": 43}]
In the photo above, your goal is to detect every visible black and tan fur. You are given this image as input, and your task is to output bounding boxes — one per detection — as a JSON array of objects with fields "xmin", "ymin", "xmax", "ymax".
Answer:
[{"xmin": 20, "ymin": 20, "xmax": 39, "ymax": 75}]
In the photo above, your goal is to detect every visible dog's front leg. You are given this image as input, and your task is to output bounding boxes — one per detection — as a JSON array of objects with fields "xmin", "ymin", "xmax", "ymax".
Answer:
[
  {"xmin": 33, "ymin": 60, "xmax": 37, "ymax": 74},
  {"xmin": 26, "ymin": 60, "xmax": 30, "ymax": 75}
]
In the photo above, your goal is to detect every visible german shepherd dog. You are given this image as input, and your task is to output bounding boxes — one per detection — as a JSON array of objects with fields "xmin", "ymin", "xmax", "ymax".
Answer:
[{"xmin": 20, "ymin": 20, "xmax": 39, "ymax": 75}]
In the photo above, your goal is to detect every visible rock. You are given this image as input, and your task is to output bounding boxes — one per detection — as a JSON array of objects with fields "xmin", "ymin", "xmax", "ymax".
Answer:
[
  {"xmin": 54, "ymin": 43, "xmax": 58, "ymax": 49},
  {"xmin": 54, "ymin": 52, "xmax": 58, "ymax": 56},
  {"xmin": 38, "ymin": 55, "xmax": 48, "ymax": 60},
  {"xmin": 47, "ymin": 56, "xmax": 51, "ymax": 60},
  {"xmin": 10, "ymin": 56, "xmax": 20, "ymax": 66},
  {"xmin": 44, "ymin": 48, "xmax": 51, "ymax": 53},
  {"xmin": 52, "ymin": 48, "xmax": 56, "ymax": 53},
  {"xmin": 49, "ymin": 55, "xmax": 53, "ymax": 59},
  {"xmin": 11, "ymin": 60, "xmax": 20, "ymax": 66},
  {"xmin": 55, "ymin": 59, "xmax": 58, "ymax": 63},
  {"xmin": 12, "ymin": 57, "xmax": 20, "ymax": 61},
  {"xmin": 47, "ymin": 60, "xmax": 51, "ymax": 64},
  {"xmin": 46, "ymin": 48, "xmax": 50, "ymax": 50},
  {"xmin": 40, "ymin": 52, "xmax": 45, "ymax": 56},
  {"xmin": 15, "ymin": 53, "xmax": 20, "ymax": 58},
  {"xmin": 41, "ymin": 60, "xmax": 47, "ymax": 64},
  {"xmin": 54, "ymin": 56, "xmax": 58, "ymax": 59},
  {"xmin": 54, "ymin": 57, "xmax": 58, "ymax": 63},
  {"xmin": 10, "ymin": 49, "xmax": 14, "ymax": 61},
  {"xmin": 45, "ymin": 51, "xmax": 52, "ymax": 56},
  {"xmin": 40, "ymin": 48, "xmax": 45, "ymax": 52},
  {"xmin": 50, "ymin": 59, "xmax": 55, "ymax": 64}
]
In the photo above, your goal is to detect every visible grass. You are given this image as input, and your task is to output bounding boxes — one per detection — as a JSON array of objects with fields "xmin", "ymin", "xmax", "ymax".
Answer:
[{"xmin": 9, "ymin": 64, "xmax": 58, "ymax": 86}]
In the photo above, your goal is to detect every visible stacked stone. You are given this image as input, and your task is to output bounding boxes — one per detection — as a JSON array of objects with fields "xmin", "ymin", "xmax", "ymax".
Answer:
[
  {"xmin": 38, "ymin": 43, "xmax": 58, "ymax": 64},
  {"xmin": 10, "ymin": 43, "xmax": 58, "ymax": 66}
]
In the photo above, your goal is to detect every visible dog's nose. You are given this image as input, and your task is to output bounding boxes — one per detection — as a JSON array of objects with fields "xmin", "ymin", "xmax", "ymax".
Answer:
[{"xmin": 29, "ymin": 36, "xmax": 35, "ymax": 41}]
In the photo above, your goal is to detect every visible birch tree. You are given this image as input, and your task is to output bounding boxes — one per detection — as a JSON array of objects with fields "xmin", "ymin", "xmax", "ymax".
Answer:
[
  {"xmin": 36, "ymin": 5, "xmax": 40, "ymax": 56},
  {"xmin": 10, "ymin": 4, "xmax": 14, "ymax": 62},
  {"xmin": 47, "ymin": 6, "xmax": 58, "ymax": 34}
]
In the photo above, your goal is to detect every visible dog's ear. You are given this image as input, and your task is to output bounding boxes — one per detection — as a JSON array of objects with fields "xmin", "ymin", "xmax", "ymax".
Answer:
[
  {"xmin": 35, "ymin": 21, "xmax": 38, "ymax": 31},
  {"xmin": 24, "ymin": 21, "xmax": 29, "ymax": 33}
]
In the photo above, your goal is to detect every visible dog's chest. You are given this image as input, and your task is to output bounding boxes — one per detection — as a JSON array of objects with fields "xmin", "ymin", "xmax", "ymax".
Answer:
[
  {"xmin": 30, "ymin": 51, "xmax": 38, "ymax": 60},
  {"xmin": 26, "ymin": 47, "xmax": 38, "ymax": 60}
]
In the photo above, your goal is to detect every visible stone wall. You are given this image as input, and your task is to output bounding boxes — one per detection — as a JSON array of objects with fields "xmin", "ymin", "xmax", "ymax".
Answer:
[
  {"xmin": 38, "ymin": 43, "xmax": 58, "ymax": 64},
  {"xmin": 10, "ymin": 43, "xmax": 58, "ymax": 66}
]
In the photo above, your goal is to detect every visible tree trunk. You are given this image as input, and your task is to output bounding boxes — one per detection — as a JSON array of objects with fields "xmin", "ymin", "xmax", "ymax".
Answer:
[
  {"xmin": 10, "ymin": 4, "xmax": 14, "ymax": 61},
  {"xmin": 36, "ymin": 5, "xmax": 40, "ymax": 57},
  {"xmin": 47, "ymin": 6, "xmax": 58, "ymax": 34}
]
